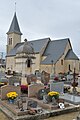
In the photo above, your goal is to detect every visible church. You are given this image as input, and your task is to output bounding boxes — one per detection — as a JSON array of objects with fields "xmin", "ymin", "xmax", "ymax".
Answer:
[{"xmin": 6, "ymin": 12, "xmax": 79, "ymax": 76}]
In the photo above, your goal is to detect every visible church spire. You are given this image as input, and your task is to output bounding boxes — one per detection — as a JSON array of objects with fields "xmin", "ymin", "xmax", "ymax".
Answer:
[{"xmin": 7, "ymin": 12, "xmax": 22, "ymax": 35}]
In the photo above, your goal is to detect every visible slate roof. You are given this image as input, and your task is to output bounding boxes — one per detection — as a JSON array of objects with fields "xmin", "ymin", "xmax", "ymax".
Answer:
[
  {"xmin": 41, "ymin": 38, "xmax": 71, "ymax": 64},
  {"xmin": 7, "ymin": 12, "xmax": 22, "ymax": 35},
  {"xmin": 64, "ymin": 49, "xmax": 79, "ymax": 60},
  {"xmin": 29, "ymin": 38, "xmax": 50, "ymax": 53},
  {"xmin": 7, "ymin": 38, "xmax": 50, "ymax": 56},
  {"xmin": 7, "ymin": 37, "xmax": 79, "ymax": 63},
  {"xmin": 7, "ymin": 43, "xmax": 23, "ymax": 56}
]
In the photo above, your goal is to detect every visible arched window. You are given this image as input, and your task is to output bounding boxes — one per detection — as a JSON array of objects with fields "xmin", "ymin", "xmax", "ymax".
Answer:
[
  {"xmin": 69, "ymin": 64, "xmax": 70, "ymax": 71},
  {"xmin": 26, "ymin": 58, "xmax": 32, "ymax": 68},
  {"xmin": 61, "ymin": 59, "xmax": 63, "ymax": 65},
  {"xmin": 9, "ymin": 38, "xmax": 12, "ymax": 45},
  {"xmin": 27, "ymin": 59, "xmax": 31, "ymax": 67}
]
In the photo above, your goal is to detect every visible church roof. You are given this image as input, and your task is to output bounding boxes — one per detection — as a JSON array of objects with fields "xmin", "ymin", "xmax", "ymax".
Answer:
[
  {"xmin": 7, "ymin": 38, "xmax": 50, "ymax": 56},
  {"xmin": 7, "ymin": 12, "xmax": 22, "ymax": 35},
  {"xmin": 41, "ymin": 38, "xmax": 71, "ymax": 64},
  {"xmin": 64, "ymin": 49, "xmax": 79, "ymax": 60},
  {"xmin": 7, "ymin": 37, "xmax": 79, "ymax": 63}
]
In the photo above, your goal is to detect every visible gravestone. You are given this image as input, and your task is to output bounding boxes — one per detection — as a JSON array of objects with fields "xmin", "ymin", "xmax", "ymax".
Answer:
[
  {"xmin": 28, "ymin": 83, "xmax": 44, "ymax": 97},
  {"xmin": 37, "ymin": 89, "xmax": 47, "ymax": 100},
  {"xmin": 50, "ymin": 82, "xmax": 64, "ymax": 93},
  {"xmin": 1, "ymin": 85, "xmax": 21, "ymax": 100},
  {"xmin": 35, "ymin": 70, "xmax": 41, "ymax": 78},
  {"xmin": 67, "ymin": 73, "xmax": 73, "ymax": 81},
  {"xmin": 52, "ymin": 97, "xmax": 57, "ymax": 105},
  {"xmin": 16, "ymin": 98, "xmax": 24, "ymax": 111},
  {"xmin": 8, "ymin": 76, "xmax": 21, "ymax": 86},
  {"xmin": 27, "ymin": 74, "xmax": 37, "ymax": 84},
  {"xmin": 50, "ymin": 73, "xmax": 55, "ymax": 80},
  {"xmin": 41, "ymin": 71, "xmax": 50, "ymax": 85}
]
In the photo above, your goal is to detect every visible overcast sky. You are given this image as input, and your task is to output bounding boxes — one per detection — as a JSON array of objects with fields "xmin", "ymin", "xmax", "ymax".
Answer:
[{"xmin": 0, "ymin": 0, "xmax": 80, "ymax": 58}]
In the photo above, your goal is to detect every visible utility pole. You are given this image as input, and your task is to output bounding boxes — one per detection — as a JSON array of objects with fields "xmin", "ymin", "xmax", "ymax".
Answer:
[
  {"xmin": 0, "ymin": 52, "xmax": 3, "ymax": 64},
  {"xmin": 0, "ymin": 52, "xmax": 4, "ymax": 72}
]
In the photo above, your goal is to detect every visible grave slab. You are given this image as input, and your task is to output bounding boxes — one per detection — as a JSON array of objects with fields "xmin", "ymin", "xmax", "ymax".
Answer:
[{"xmin": 60, "ymin": 93, "xmax": 80, "ymax": 105}]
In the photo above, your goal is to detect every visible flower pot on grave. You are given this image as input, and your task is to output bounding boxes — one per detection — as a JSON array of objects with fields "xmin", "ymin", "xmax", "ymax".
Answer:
[
  {"xmin": 54, "ymin": 94, "xmax": 59, "ymax": 100},
  {"xmin": 8, "ymin": 99, "xmax": 14, "ymax": 104},
  {"xmin": 48, "ymin": 91, "xmax": 59, "ymax": 102}
]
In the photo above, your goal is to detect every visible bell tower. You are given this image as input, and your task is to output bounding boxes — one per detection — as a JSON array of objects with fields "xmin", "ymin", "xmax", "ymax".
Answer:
[{"xmin": 6, "ymin": 12, "xmax": 22, "ymax": 54}]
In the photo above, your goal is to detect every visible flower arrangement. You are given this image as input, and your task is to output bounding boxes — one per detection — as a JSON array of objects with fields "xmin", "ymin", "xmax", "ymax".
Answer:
[
  {"xmin": 48, "ymin": 91, "xmax": 59, "ymax": 100},
  {"xmin": 7, "ymin": 91, "xmax": 18, "ymax": 100},
  {"xmin": 20, "ymin": 84, "xmax": 28, "ymax": 93}
]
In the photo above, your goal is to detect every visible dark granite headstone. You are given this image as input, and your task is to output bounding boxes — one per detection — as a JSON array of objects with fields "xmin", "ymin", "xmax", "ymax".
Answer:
[{"xmin": 37, "ymin": 89, "xmax": 47, "ymax": 100}]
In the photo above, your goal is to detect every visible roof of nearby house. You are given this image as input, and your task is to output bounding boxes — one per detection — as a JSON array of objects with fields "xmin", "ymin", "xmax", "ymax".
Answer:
[
  {"xmin": 64, "ymin": 49, "xmax": 79, "ymax": 60},
  {"xmin": 7, "ymin": 37, "xmax": 50, "ymax": 56},
  {"xmin": 7, "ymin": 12, "xmax": 22, "ymax": 35},
  {"xmin": 41, "ymin": 38, "xmax": 71, "ymax": 64}
]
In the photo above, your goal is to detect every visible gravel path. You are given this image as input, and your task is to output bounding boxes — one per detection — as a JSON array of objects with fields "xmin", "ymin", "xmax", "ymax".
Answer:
[
  {"xmin": 44, "ymin": 111, "xmax": 79, "ymax": 120},
  {"xmin": 0, "ymin": 111, "xmax": 9, "ymax": 120}
]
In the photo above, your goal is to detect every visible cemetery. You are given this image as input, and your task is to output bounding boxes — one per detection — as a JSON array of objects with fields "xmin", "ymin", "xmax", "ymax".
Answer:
[
  {"xmin": 0, "ymin": 36, "xmax": 80, "ymax": 119},
  {"xmin": 0, "ymin": 70, "xmax": 80, "ymax": 120}
]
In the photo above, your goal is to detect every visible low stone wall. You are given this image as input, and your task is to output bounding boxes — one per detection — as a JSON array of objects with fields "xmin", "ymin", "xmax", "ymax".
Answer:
[{"xmin": 1, "ymin": 85, "xmax": 21, "ymax": 100}]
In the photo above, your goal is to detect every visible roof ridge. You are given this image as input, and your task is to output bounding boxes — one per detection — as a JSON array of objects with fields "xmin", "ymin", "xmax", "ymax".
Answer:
[
  {"xmin": 51, "ymin": 38, "xmax": 69, "ymax": 42},
  {"xmin": 29, "ymin": 37, "xmax": 51, "ymax": 42}
]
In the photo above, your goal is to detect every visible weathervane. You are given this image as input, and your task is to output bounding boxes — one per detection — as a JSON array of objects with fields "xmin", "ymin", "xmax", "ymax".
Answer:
[{"xmin": 15, "ymin": 1, "xmax": 16, "ymax": 12}]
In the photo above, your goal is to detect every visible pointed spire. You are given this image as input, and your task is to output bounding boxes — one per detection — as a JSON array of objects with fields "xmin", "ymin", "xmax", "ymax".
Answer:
[{"xmin": 7, "ymin": 12, "xmax": 22, "ymax": 35}]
